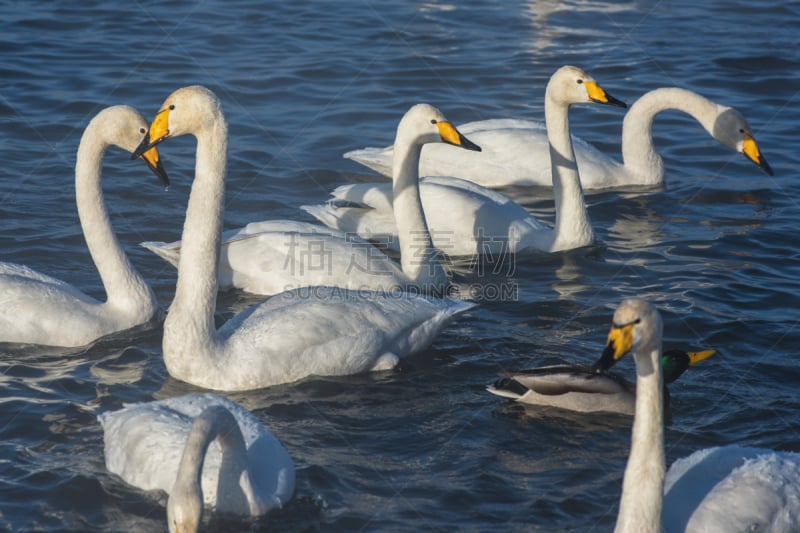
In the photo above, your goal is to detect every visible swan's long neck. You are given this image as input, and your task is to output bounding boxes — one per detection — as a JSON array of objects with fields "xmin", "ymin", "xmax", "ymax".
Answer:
[
  {"xmin": 621, "ymin": 88, "xmax": 722, "ymax": 186},
  {"xmin": 168, "ymin": 406, "xmax": 258, "ymax": 528},
  {"xmin": 545, "ymin": 92, "xmax": 593, "ymax": 252},
  {"xmin": 163, "ymin": 115, "xmax": 228, "ymax": 377},
  {"xmin": 391, "ymin": 134, "xmax": 445, "ymax": 288},
  {"xmin": 615, "ymin": 345, "xmax": 665, "ymax": 533},
  {"xmin": 74, "ymin": 125, "xmax": 156, "ymax": 320}
]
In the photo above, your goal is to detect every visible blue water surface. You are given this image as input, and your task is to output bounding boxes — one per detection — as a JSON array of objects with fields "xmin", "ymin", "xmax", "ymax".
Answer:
[{"xmin": 0, "ymin": 1, "xmax": 798, "ymax": 531}]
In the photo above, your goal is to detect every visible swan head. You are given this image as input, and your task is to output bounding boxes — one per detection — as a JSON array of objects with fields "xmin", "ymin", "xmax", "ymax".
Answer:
[
  {"xmin": 396, "ymin": 103, "xmax": 481, "ymax": 152},
  {"xmin": 166, "ymin": 479, "xmax": 203, "ymax": 533},
  {"xmin": 711, "ymin": 107, "xmax": 773, "ymax": 176},
  {"xmin": 92, "ymin": 105, "xmax": 169, "ymax": 186},
  {"xmin": 132, "ymin": 86, "xmax": 225, "ymax": 158},
  {"xmin": 593, "ymin": 298, "xmax": 663, "ymax": 373},
  {"xmin": 546, "ymin": 65, "xmax": 627, "ymax": 109}
]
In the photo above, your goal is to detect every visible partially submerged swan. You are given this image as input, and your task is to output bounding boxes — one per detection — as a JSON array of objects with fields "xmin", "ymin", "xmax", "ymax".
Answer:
[{"xmin": 99, "ymin": 393, "xmax": 295, "ymax": 533}]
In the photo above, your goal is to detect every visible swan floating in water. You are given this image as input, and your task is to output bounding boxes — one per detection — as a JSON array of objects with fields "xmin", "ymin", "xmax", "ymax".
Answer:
[
  {"xmin": 132, "ymin": 86, "xmax": 475, "ymax": 391},
  {"xmin": 344, "ymin": 87, "xmax": 773, "ymax": 190},
  {"xmin": 0, "ymin": 105, "xmax": 167, "ymax": 348},
  {"xmin": 99, "ymin": 393, "xmax": 295, "ymax": 533},
  {"xmin": 593, "ymin": 298, "xmax": 800, "ymax": 532},
  {"xmin": 303, "ymin": 65, "xmax": 627, "ymax": 257},
  {"xmin": 486, "ymin": 347, "xmax": 715, "ymax": 417},
  {"xmin": 140, "ymin": 103, "xmax": 481, "ymax": 296}
]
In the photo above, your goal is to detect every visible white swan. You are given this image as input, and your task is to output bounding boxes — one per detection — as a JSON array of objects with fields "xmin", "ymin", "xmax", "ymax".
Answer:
[
  {"xmin": 139, "ymin": 103, "xmax": 481, "ymax": 296},
  {"xmin": 594, "ymin": 298, "xmax": 800, "ymax": 532},
  {"xmin": 0, "ymin": 106, "xmax": 167, "ymax": 347},
  {"xmin": 99, "ymin": 393, "xmax": 295, "ymax": 533},
  {"xmin": 344, "ymin": 87, "xmax": 773, "ymax": 190},
  {"xmin": 302, "ymin": 66, "xmax": 627, "ymax": 258},
  {"xmin": 486, "ymin": 348, "xmax": 715, "ymax": 417},
  {"xmin": 132, "ymin": 86, "xmax": 476, "ymax": 391}
]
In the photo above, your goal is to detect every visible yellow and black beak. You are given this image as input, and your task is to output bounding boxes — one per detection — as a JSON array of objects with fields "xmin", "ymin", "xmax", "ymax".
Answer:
[
  {"xmin": 686, "ymin": 348, "xmax": 716, "ymax": 366},
  {"xmin": 132, "ymin": 107, "xmax": 172, "ymax": 160},
  {"xmin": 741, "ymin": 132, "xmax": 773, "ymax": 176},
  {"xmin": 137, "ymin": 145, "xmax": 170, "ymax": 187},
  {"xmin": 584, "ymin": 80, "xmax": 627, "ymax": 109},
  {"xmin": 592, "ymin": 322, "xmax": 635, "ymax": 371},
  {"xmin": 436, "ymin": 121, "xmax": 482, "ymax": 152}
]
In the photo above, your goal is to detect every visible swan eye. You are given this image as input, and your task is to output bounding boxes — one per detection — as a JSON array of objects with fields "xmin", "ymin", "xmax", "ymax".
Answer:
[
  {"xmin": 576, "ymin": 79, "xmax": 584, "ymax": 84},
  {"xmin": 169, "ymin": 104, "xmax": 175, "ymax": 110},
  {"xmin": 139, "ymin": 127, "xmax": 146, "ymax": 134},
  {"xmin": 430, "ymin": 119, "xmax": 437, "ymax": 124}
]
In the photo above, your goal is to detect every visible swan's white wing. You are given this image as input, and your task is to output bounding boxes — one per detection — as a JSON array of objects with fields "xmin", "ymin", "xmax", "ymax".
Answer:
[
  {"xmin": 143, "ymin": 219, "xmax": 408, "ymax": 295},
  {"xmin": 344, "ymin": 119, "xmax": 552, "ymax": 187},
  {"xmin": 663, "ymin": 445, "xmax": 800, "ymax": 532},
  {"xmin": 0, "ymin": 262, "xmax": 110, "ymax": 346},
  {"xmin": 99, "ymin": 398, "xmax": 198, "ymax": 495},
  {"xmin": 345, "ymin": 118, "xmax": 625, "ymax": 190},
  {"xmin": 224, "ymin": 228, "xmax": 406, "ymax": 295},
  {"xmin": 304, "ymin": 178, "xmax": 547, "ymax": 257},
  {"xmin": 215, "ymin": 287, "xmax": 475, "ymax": 389}
]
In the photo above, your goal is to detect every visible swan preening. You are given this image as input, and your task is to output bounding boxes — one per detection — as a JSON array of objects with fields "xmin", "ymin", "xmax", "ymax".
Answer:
[
  {"xmin": 344, "ymin": 87, "xmax": 773, "ymax": 190},
  {"xmin": 99, "ymin": 393, "xmax": 295, "ymax": 533},
  {"xmin": 140, "ymin": 103, "xmax": 481, "ymax": 296},
  {"xmin": 132, "ymin": 86, "xmax": 475, "ymax": 391},
  {"xmin": 303, "ymin": 65, "xmax": 627, "ymax": 257},
  {"xmin": 0, "ymin": 106, "xmax": 167, "ymax": 348},
  {"xmin": 486, "ymin": 348, "xmax": 715, "ymax": 416},
  {"xmin": 594, "ymin": 299, "xmax": 800, "ymax": 532}
]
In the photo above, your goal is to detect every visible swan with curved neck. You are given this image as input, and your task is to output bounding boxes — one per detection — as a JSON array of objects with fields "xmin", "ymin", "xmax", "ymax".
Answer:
[
  {"xmin": 0, "ymin": 106, "xmax": 167, "ymax": 347},
  {"xmin": 303, "ymin": 66, "xmax": 627, "ymax": 257},
  {"xmin": 344, "ymin": 87, "xmax": 773, "ymax": 190},
  {"xmin": 99, "ymin": 393, "xmax": 295, "ymax": 533},
  {"xmin": 594, "ymin": 299, "xmax": 800, "ymax": 532},
  {"xmin": 133, "ymin": 86, "xmax": 475, "ymax": 391},
  {"xmin": 139, "ymin": 103, "xmax": 480, "ymax": 296}
]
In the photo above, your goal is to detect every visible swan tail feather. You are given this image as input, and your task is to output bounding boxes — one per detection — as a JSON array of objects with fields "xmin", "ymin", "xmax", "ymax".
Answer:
[
  {"xmin": 343, "ymin": 146, "xmax": 393, "ymax": 177},
  {"xmin": 140, "ymin": 241, "xmax": 181, "ymax": 269}
]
